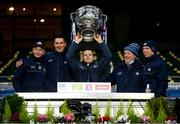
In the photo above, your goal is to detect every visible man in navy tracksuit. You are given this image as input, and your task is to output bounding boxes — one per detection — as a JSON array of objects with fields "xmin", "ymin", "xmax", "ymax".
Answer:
[
  {"xmin": 45, "ymin": 35, "xmax": 72, "ymax": 92},
  {"xmin": 106, "ymin": 43, "xmax": 145, "ymax": 92},
  {"xmin": 13, "ymin": 41, "xmax": 46, "ymax": 92},
  {"xmin": 66, "ymin": 34, "xmax": 112, "ymax": 82},
  {"xmin": 15, "ymin": 35, "xmax": 72, "ymax": 92},
  {"xmin": 142, "ymin": 40, "xmax": 168, "ymax": 97}
]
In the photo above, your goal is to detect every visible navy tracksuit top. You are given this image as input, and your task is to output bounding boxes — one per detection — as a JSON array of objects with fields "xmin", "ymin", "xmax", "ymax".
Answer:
[
  {"xmin": 107, "ymin": 59, "xmax": 145, "ymax": 92},
  {"xmin": 143, "ymin": 55, "xmax": 168, "ymax": 97},
  {"xmin": 66, "ymin": 42, "xmax": 112, "ymax": 82},
  {"xmin": 45, "ymin": 51, "xmax": 72, "ymax": 91},
  {"xmin": 13, "ymin": 55, "xmax": 46, "ymax": 92}
]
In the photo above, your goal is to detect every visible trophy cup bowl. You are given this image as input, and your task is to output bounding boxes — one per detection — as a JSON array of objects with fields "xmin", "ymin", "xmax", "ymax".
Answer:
[{"xmin": 71, "ymin": 5, "xmax": 107, "ymax": 42}]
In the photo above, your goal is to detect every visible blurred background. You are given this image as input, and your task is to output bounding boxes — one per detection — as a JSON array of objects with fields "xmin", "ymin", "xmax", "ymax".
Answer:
[{"xmin": 0, "ymin": 0, "xmax": 179, "ymax": 90}]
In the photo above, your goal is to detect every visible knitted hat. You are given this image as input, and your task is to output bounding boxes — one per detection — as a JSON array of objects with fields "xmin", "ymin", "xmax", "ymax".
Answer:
[
  {"xmin": 143, "ymin": 40, "xmax": 157, "ymax": 53},
  {"xmin": 124, "ymin": 43, "xmax": 140, "ymax": 56}
]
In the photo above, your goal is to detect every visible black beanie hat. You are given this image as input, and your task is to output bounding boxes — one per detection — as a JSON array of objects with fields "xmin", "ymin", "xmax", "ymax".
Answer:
[
  {"xmin": 33, "ymin": 41, "xmax": 44, "ymax": 49},
  {"xmin": 143, "ymin": 40, "xmax": 157, "ymax": 53}
]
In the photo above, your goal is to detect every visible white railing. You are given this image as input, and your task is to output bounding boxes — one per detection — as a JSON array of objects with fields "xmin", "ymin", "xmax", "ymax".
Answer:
[{"xmin": 17, "ymin": 92, "xmax": 154, "ymax": 116}]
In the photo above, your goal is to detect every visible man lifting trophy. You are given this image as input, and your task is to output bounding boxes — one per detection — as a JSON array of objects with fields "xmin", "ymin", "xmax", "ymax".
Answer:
[
  {"xmin": 66, "ymin": 5, "xmax": 112, "ymax": 83},
  {"xmin": 70, "ymin": 5, "xmax": 108, "ymax": 44}
]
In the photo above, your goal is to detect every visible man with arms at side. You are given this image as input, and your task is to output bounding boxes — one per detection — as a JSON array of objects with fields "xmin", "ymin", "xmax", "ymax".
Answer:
[
  {"xmin": 142, "ymin": 40, "xmax": 168, "ymax": 97},
  {"xmin": 45, "ymin": 35, "xmax": 72, "ymax": 91}
]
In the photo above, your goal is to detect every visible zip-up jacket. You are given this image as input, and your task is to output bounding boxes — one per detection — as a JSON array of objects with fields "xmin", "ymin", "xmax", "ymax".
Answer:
[
  {"xmin": 143, "ymin": 55, "xmax": 168, "ymax": 97},
  {"xmin": 66, "ymin": 42, "xmax": 112, "ymax": 82},
  {"xmin": 45, "ymin": 51, "xmax": 72, "ymax": 91},
  {"xmin": 107, "ymin": 59, "xmax": 145, "ymax": 92},
  {"xmin": 13, "ymin": 55, "xmax": 46, "ymax": 92}
]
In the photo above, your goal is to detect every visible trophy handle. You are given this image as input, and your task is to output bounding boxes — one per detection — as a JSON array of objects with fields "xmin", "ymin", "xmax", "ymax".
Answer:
[
  {"xmin": 70, "ymin": 12, "xmax": 77, "ymax": 42},
  {"xmin": 102, "ymin": 14, "xmax": 108, "ymax": 22},
  {"xmin": 70, "ymin": 12, "xmax": 76, "ymax": 21}
]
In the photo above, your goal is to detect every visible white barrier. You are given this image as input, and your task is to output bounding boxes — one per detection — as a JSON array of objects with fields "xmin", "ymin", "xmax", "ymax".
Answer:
[{"xmin": 17, "ymin": 92, "xmax": 154, "ymax": 117}]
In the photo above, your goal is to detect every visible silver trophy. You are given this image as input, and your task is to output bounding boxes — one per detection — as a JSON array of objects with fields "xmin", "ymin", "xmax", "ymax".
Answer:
[{"xmin": 70, "ymin": 5, "xmax": 107, "ymax": 43}]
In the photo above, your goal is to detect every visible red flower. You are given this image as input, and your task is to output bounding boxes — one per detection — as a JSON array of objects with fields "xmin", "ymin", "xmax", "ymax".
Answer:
[
  {"xmin": 97, "ymin": 116, "xmax": 112, "ymax": 122},
  {"xmin": 97, "ymin": 116, "xmax": 103, "ymax": 122},
  {"xmin": 102, "ymin": 116, "xmax": 112, "ymax": 121}
]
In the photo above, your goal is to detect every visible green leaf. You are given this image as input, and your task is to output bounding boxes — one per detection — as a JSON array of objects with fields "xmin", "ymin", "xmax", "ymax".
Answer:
[
  {"xmin": 92, "ymin": 101, "xmax": 100, "ymax": 119},
  {"xmin": 115, "ymin": 99, "xmax": 124, "ymax": 120},
  {"xmin": 104, "ymin": 99, "xmax": 111, "ymax": 117},
  {"xmin": 31, "ymin": 102, "xmax": 38, "ymax": 122},
  {"xmin": 19, "ymin": 100, "xmax": 30, "ymax": 123},
  {"xmin": 59, "ymin": 100, "xmax": 71, "ymax": 115},
  {"xmin": 45, "ymin": 101, "xmax": 54, "ymax": 122},
  {"xmin": 127, "ymin": 100, "xmax": 139, "ymax": 123},
  {"xmin": 2, "ymin": 99, "xmax": 12, "ymax": 123}
]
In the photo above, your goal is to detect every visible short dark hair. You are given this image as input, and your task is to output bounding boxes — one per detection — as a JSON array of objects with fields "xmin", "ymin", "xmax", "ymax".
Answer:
[{"xmin": 53, "ymin": 34, "xmax": 66, "ymax": 43}]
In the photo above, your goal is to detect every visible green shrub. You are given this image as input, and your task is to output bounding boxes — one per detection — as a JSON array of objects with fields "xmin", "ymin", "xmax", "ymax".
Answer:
[
  {"xmin": 1, "ymin": 94, "xmax": 24, "ymax": 113},
  {"xmin": 92, "ymin": 101, "xmax": 100, "ymax": 119},
  {"xmin": 144, "ymin": 97, "xmax": 170, "ymax": 123},
  {"xmin": 127, "ymin": 100, "xmax": 139, "ymax": 123},
  {"xmin": 45, "ymin": 102, "xmax": 54, "ymax": 122},
  {"xmin": 59, "ymin": 100, "xmax": 71, "ymax": 115},
  {"xmin": 19, "ymin": 100, "xmax": 29, "ymax": 123},
  {"xmin": 104, "ymin": 100, "xmax": 111, "ymax": 117},
  {"xmin": 2, "ymin": 99, "xmax": 11, "ymax": 123},
  {"xmin": 31, "ymin": 102, "xmax": 38, "ymax": 122},
  {"xmin": 115, "ymin": 99, "xmax": 124, "ymax": 120}
]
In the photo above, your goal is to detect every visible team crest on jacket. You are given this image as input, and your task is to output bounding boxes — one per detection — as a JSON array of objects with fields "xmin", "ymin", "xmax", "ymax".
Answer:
[
  {"xmin": 117, "ymin": 72, "xmax": 122, "ymax": 75},
  {"xmin": 30, "ymin": 66, "xmax": 36, "ymax": 69},
  {"xmin": 148, "ymin": 68, "xmax": 151, "ymax": 71},
  {"xmin": 38, "ymin": 65, "xmax": 42, "ymax": 70},
  {"xmin": 48, "ymin": 59, "xmax": 53, "ymax": 62},
  {"xmin": 93, "ymin": 65, "xmax": 98, "ymax": 68}
]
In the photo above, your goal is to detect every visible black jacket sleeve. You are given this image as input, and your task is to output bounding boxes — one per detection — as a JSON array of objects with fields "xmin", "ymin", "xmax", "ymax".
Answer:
[
  {"xmin": 98, "ymin": 42, "xmax": 112, "ymax": 69},
  {"xmin": 66, "ymin": 42, "xmax": 81, "ymax": 70},
  {"xmin": 12, "ymin": 64, "xmax": 26, "ymax": 92}
]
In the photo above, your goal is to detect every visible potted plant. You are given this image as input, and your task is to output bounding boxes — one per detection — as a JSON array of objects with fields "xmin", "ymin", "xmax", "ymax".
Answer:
[
  {"xmin": 92, "ymin": 100, "xmax": 100, "ymax": 122},
  {"xmin": 58, "ymin": 100, "xmax": 74, "ymax": 123},
  {"xmin": 30, "ymin": 102, "xmax": 39, "ymax": 123},
  {"xmin": 45, "ymin": 102, "xmax": 54, "ymax": 123},
  {"xmin": 127, "ymin": 100, "xmax": 140, "ymax": 123},
  {"xmin": 142, "ymin": 97, "xmax": 173, "ymax": 123},
  {"xmin": 19, "ymin": 99, "xmax": 30, "ymax": 123},
  {"xmin": 2, "ymin": 99, "xmax": 11, "ymax": 123},
  {"xmin": 1, "ymin": 94, "xmax": 24, "ymax": 123},
  {"xmin": 114, "ymin": 99, "xmax": 124, "ymax": 121}
]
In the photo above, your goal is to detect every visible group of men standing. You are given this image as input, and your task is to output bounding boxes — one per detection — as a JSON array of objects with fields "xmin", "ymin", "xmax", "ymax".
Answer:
[{"xmin": 12, "ymin": 33, "xmax": 168, "ymax": 97}]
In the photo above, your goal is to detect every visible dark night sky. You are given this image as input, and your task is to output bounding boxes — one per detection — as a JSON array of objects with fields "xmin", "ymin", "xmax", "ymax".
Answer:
[
  {"xmin": 59, "ymin": 0, "xmax": 180, "ymax": 50},
  {"xmin": 0, "ymin": 0, "xmax": 179, "ymax": 50}
]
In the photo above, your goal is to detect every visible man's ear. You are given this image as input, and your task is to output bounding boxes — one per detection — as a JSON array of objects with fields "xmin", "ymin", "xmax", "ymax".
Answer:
[{"xmin": 43, "ymin": 49, "xmax": 45, "ymax": 55}]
